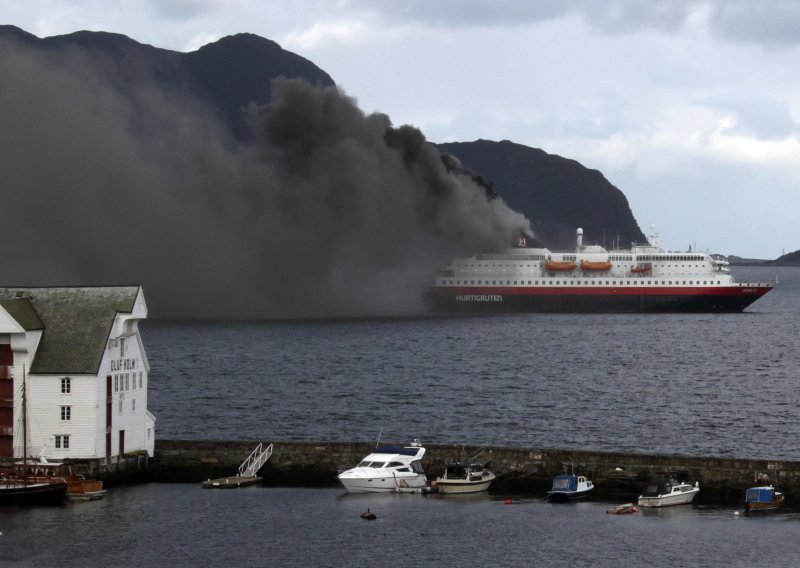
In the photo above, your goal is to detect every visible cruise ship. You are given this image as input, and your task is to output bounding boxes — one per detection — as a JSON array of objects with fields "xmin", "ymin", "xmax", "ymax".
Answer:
[{"xmin": 425, "ymin": 228, "xmax": 775, "ymax": 313}]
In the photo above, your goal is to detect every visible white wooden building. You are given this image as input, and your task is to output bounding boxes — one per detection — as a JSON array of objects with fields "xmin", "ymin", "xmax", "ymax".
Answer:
[{"xmin": 0, "ymin": 286, "xmax": 155, "ymax": 462}]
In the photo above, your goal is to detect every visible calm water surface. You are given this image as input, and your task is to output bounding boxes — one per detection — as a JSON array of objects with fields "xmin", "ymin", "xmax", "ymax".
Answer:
[
  {"xmin": 145, "ymin": 266, "xmax": 799, "ymax": 460},
  {"xmin": 2, "ymin": 484, "xmax": 800, "ymax": 567}
]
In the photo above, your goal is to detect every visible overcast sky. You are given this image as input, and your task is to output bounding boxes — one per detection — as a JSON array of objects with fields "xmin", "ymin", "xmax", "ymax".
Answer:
[{"xmin": 4, "ymin": 0, "xmax": 800, "ymax": 258}]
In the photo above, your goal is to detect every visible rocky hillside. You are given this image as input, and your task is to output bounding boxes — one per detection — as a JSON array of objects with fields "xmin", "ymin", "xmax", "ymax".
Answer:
[{"xmin": 437, "ymin": 140, "xmax": 646, "ymax": 251}]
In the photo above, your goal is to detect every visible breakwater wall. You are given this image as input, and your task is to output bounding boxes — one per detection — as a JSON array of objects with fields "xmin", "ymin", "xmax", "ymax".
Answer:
[{"xmin": 153, "ymin": 440, "xmax": 799, "ymax": 501}]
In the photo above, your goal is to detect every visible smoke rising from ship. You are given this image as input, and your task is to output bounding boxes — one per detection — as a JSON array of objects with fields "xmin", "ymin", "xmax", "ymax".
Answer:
[{"xmin": 0, "ymin": 42, "xmax": 531, "ymax": 319}]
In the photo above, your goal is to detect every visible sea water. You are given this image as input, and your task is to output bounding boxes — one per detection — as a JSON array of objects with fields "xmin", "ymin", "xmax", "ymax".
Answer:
[{"xmin": 1, "ymin": 266, "xmax": 798, "ymax": 566}]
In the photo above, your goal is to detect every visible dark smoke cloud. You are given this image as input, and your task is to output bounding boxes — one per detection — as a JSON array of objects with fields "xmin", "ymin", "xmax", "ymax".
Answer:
[{"xmin": 0, "ymin": 40, "xmax": 531, "ymax": 319}]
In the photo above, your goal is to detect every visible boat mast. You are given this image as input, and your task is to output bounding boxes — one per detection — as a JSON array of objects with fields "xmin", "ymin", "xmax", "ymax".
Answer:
[{"xmin": 22, "ymin": 364, "xmax": 28, "ymax": 484}]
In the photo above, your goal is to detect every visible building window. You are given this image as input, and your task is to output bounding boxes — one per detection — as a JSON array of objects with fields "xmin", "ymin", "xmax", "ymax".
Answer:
[
  {"xmin": 61, "ymin": 377, "xmax": 71, "ymax": 394},
  {"xmin": 60, "ymin": 406, "xmax": 71, "ymax": 421},
  {"xmin": 120, "ymin": 337, "xmax": 126, "ymax": 357},
  {"xmin": 139, "ymin": 372, "xmax": 143, "ymax": 389},
  {"xmin": 125, "ymin": 374, "xmax": 129, "ymax": 391},
  {"xmin": 55, "ymin": 435, "xmax": 70, "ymax": 449},
  {"xmin": 114, "ymin": 375, "xmax": 119, "ymax": 393},
  {"xmin": 132, "ymin": 399, "xmax": 136, "ymax": 412},
  {"xmin": 119, "ymin": 399, "xmax": 123, "ymax": 413}
]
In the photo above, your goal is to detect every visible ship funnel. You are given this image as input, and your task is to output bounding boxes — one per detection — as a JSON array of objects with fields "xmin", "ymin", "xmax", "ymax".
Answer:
[{"xmin": 576, "ymin": 228, "xmax": 583, "ymax": 251}]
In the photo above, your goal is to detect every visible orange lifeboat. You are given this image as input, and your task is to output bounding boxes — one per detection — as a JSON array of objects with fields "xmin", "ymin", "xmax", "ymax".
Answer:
[
  {"xmin": 580, "ymin": 260, "xmax": 612, "ymax": 271},
  {"xmin": 630, "ymin": 263, "xmax": 652, "ymax": 274},
  {"xmin": 545, "ymin": 260, "xmax": 577, "ymax": 271}
]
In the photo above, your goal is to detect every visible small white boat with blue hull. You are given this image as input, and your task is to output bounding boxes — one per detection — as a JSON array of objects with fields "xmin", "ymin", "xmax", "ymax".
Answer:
[{"xmin": 548, "ymin": 474, "xmax": 594, "ymax": 501}]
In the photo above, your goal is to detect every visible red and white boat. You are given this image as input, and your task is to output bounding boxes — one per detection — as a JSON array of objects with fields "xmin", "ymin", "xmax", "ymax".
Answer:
[{"xmin": 425, "ymin": 227, "xmax": 775, "ymax": 313}]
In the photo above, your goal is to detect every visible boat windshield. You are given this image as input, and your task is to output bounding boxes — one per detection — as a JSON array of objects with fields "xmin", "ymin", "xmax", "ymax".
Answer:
[{"xmin": 356, "ymin": 461, "xmax": 386, "ymax": 468}]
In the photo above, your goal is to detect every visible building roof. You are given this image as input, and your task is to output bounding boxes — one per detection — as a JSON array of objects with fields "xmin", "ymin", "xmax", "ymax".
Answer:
[
  {"xmin": 0, "ymin": 286, "xmax": 141, "ymax": 375},
  {"xmin": 0, "ymin": 298, "xmax": 44, "ymax": 330}
]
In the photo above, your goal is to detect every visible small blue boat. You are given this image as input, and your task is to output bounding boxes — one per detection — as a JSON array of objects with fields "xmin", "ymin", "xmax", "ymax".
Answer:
[
  {"xmin": 744, "ymin": 485, "xmax": 784, "ymax": 512},
  {"xmin": 548, "ymin": 473, "xmax": 594, "ymax": 501}
]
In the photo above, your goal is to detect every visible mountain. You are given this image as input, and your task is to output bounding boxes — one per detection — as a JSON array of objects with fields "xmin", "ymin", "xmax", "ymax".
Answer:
[
  {"xmin": 437, "ymin": 140, "xmax": 646, "ymax": 250},
  {"xmin": 0, "ymin": 26, "xmax": 335, "ymax": 141}
]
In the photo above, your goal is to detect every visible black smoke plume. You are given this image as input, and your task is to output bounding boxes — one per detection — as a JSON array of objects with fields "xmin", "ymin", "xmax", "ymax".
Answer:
[{"xmin": 0, "ymin": 41, "xmax": 531, "ymax": 319}]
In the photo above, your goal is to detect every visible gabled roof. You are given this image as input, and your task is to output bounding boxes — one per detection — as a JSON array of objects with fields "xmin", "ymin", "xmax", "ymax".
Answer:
[
  {"xmin": 0, "ymin": 286, "xmax": 141, "ymax": 374},
  {"xmin": 0, "ymin": 298, "xmax": 44, "ymax": 330}
]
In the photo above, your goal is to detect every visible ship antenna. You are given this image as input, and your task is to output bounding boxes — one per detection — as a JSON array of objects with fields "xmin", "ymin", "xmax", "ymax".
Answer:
[{"xmin": 375, "ymin": 426, "xmax": 383, "ymax": 448}]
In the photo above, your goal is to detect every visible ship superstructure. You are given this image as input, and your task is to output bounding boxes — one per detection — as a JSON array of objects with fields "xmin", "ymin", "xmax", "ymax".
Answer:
[{"xmin": 425, "ymin": 228, "xmax": 774, "ymax": 313}]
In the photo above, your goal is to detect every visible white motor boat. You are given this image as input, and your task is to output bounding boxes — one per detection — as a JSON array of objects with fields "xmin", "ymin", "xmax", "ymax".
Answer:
[
  {"xmin": 338, "ymin": 440, "xmax": 427, "ymax": 493},
  {"xmin": 638, "ymin": 478, "xmax": 700, "ymax": 507},
  {"xmin": 434, "ymin": 461, "xmax": 496, "ymax": 494}
]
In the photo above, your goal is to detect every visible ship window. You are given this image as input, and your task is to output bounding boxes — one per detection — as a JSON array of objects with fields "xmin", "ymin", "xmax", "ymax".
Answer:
[{"xmin": 370, "ymin": 462, "xmax": 386, "ymax": 468}]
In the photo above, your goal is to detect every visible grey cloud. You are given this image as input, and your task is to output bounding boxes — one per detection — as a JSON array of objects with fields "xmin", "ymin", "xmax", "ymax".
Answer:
[{"xmin": 352, "ymin": 0, "xmax": 800, "ymax": 47}]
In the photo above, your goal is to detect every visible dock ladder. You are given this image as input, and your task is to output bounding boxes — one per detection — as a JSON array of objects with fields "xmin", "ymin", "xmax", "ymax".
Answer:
[{"xmin": 238, "ymin": 442, "xmax": 273, "ymax": 478}]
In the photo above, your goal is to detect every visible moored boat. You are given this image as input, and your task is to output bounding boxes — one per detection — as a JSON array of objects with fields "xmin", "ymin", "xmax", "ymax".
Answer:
[
  {"xmin": 638, "ymin": 478, "xmax": 699, "ymax": 507},
  {"xmin": 425, "ymin": 227, "xmax": 775, "ymax": 313},
  {"xmin": 0, "ymin": 367, "xmax": 67, "ymax": 506},
  {"xmin": 434, "ymin": 460, "xmax": 496, "ymax": 494},
  {"xmin": 548, "ymin": 473, "xmax": 594, "ymax": 501},
  {"xmin": 744, "ymin": 485, "xmax": 783, "ymax": 512},
  {"xmin": 338, "ymin": 440, "xmax": 427, "ymax": 493},
  {"xmin": 66, "ymin": 474, "xmax": 106, "ymax": 501}
]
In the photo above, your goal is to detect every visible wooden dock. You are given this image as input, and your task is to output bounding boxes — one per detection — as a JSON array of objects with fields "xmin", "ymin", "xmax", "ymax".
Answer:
[{"xmin": 202, "ymin": 475, "xmax": 263, "ymax": 489}]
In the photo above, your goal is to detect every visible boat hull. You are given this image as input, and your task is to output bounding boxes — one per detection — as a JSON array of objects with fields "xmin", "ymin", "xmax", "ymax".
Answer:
[
  {"xmin": 638, "ymin": 489, "xmax": 699, "ymax": 507},
  {"xmin": 425, "ymin": 285, "xmax": 773, "ymax": 314},
  {"xmin": 548, "ymin": 488, "xmax": 594, "ymax": 501},
  {"xmin": 338, "ymin": 471, "xmax": 427, "ymax": 493},
  {"xmin": 0, "ymin": 480, "xmax": 68, "ymax": 505},
  {"xmin": 435, "ymin": 474, "xmax": 495, "ymax": 495},
  {"xmin": 744, "ymin": 498, "xmax": 783, "ymax": 512}
]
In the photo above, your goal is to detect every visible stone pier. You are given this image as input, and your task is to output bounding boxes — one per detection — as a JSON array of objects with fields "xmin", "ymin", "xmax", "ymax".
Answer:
[{"xmin": 153, "ymin": 439, "xmax": 799, "ymax": 501}]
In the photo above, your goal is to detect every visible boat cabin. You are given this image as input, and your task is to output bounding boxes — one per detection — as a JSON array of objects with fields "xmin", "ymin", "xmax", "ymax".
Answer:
[
  {"xmin": 745, "ymin": 486, "xmax": 778, "ymax": 505},
  {"xmin": 641, "ymin": 478, "xmax": 691, "ymax": 497},
  {"xmin": 551, "ymin": 474, "xmax": 589, "ymax": 492}
]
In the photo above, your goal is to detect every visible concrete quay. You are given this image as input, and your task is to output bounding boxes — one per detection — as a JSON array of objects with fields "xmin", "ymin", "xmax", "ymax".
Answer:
[{"xmin": 153, "ymin": 439, "xmax": 799, "ymax": 501}]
